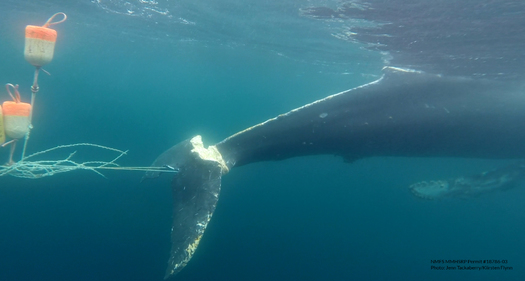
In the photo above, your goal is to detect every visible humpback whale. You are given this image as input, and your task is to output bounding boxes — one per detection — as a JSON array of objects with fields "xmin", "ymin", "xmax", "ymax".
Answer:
[
  {"xmin": 143, "ymin": 0, "xmax": 525, "ymax": 278},
  {"xmin": 145, "ymin": 68, "xmax": 525, "ymax": 278}
]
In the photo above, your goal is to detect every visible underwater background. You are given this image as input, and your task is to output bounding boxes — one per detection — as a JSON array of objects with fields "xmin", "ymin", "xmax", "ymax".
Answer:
[{"xmin": 0, "ymin": 1, "xmax": 524, "ymax": 280}]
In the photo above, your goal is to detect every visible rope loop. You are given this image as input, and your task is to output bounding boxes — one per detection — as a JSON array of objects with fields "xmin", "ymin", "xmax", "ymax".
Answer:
[
  {"xmin": 43, "ymin": 12, "xmax": 67, "ymax": 28},
  {"xmin": 5, "ymin": 83, "xmax": 21, "ymax": 103}
]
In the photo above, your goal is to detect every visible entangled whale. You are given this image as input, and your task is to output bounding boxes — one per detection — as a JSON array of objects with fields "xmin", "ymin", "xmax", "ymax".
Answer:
[
  {"xmin": 144, "ymin": 0, "xmax": 525, "ymax": 278},
  {"xmin": 144, "ymin": 67, "xmax": 525, "ymax": 278}
]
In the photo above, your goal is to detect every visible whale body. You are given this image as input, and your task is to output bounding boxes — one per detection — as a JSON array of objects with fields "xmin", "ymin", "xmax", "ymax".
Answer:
[{"xmin": 145, "ymin": 68, "xmax": 525, "ymax": 278}]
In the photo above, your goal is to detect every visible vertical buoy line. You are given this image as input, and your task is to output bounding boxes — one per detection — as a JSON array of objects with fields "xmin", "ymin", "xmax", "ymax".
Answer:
[{"xmin": 21, "ymin": 12, "xmax": 67, "ymax": 160}]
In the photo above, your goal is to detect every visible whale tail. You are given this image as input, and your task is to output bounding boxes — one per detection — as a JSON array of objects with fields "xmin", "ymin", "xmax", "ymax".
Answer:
[{"xmin": 143, "ymin": 136, "xmax": 227, "ymax": 279}]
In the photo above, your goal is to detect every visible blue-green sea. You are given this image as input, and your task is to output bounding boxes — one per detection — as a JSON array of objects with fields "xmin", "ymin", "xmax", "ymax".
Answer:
[{"xmin": 1, "ymin": 1, "xmax": 524, "ymax": 280}]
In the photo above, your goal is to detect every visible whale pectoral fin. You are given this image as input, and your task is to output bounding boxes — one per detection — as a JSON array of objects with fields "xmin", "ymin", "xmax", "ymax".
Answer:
[
  {"xmin": 144, "ymin": 136, "xmax": 226, "ymax": 279},
  {"xmin": 409, "ymin": 161, "xmax": 525, "ymax": 200},
  {"xmin": 164, "ymin": 149, "xmax": 222, "ymax": 279}
]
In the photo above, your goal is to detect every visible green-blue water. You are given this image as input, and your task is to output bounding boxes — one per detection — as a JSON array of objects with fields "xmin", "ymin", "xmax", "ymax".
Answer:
[{"xmin": 1, "ymin": 1, "xmax": 524, "ymax": 280}]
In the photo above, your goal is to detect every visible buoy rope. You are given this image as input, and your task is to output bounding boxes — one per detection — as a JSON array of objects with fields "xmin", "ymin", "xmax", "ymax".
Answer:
[
  {"xmin": 31, "ymin": 67, "xmax": 40, "ymax": 95},
  {"xmin": 20, "ymin": 68, "xmax": 39, "ymax": 161},
  {"xmin": 5, "ymin": 83, "xmax": 21, "ymax": 102},
  {"xmin": 1, "ymin": 139, "xmax": 16, "ymax": 147},
  {"xmin": 43, "ymin": 12, "xmax": 67, "ymax": 28}
]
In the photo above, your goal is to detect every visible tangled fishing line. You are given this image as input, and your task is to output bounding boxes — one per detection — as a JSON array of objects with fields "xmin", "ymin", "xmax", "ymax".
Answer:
[{"xmin": 0, "ymin": 143, "xmax": 171, "ymax": 179}]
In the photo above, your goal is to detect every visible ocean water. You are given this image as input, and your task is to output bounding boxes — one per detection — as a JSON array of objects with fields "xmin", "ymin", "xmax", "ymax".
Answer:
[{"xmin": 0, "ymin": 1, "xmax": 524, "ymax": 281}]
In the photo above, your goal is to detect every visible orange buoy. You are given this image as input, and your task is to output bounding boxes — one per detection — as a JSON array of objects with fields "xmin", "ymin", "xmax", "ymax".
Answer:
[
  {"xmin": 24, "ymin": 12, "xmax": 66, "ymax": 67},
  {"xmin": 2, "ymin": 101, "xmax": 32, "ymax": 139},
  {"xmin": 0, "ymin": 104, "xmax": 5, "ymax": 144}
]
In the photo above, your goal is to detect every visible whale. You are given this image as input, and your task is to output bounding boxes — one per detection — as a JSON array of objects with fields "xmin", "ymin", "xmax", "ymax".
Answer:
[
  {"xmin": 144, "ymin": 67, "xmax": 525, "ymax": 278},
  {"xmin": 143, "ymin": 0, "xmax": 525, "ymax": 278}
]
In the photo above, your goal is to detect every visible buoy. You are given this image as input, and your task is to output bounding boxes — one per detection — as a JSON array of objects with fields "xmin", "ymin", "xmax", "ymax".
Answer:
[
  {"xmin": 24, "ymin": 12, "xmax": 66, "ymax": 67},
  {"xmin": 3, "ymin": 84, "xmax": 32, "ymax": 140},
  {"xmin": 0, "ymin": 105, "xmax": 5, "ymax": 144},
  {"xmin": 2, "ymin": 101, "xmax": 32, "ymax": 139},
  {"xmin": 24, "ymin": 25, "xmax": 57, "ymax": 67}
]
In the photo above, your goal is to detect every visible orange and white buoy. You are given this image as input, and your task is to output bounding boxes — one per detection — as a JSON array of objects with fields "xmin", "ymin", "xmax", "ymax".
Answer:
[
  {"xmin": 24, "ymin": 12, "xmax": 66, "ymax": 67},
  {"xmin": 3, "ymin": 84, "xmax": 32, "ymax": 140},
  {"xmin": 2, "ymin": 101, "xmax": 32, "ymax": 140},
  {"xmin": 0, "ymin": 104, "xmax": 5, "ymax": 144}
]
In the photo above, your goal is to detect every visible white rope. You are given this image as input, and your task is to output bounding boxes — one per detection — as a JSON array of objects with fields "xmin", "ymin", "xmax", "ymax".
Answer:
[{"xmin": 0, "ymin": 143, "xmax": 176, "ymax": 179}]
